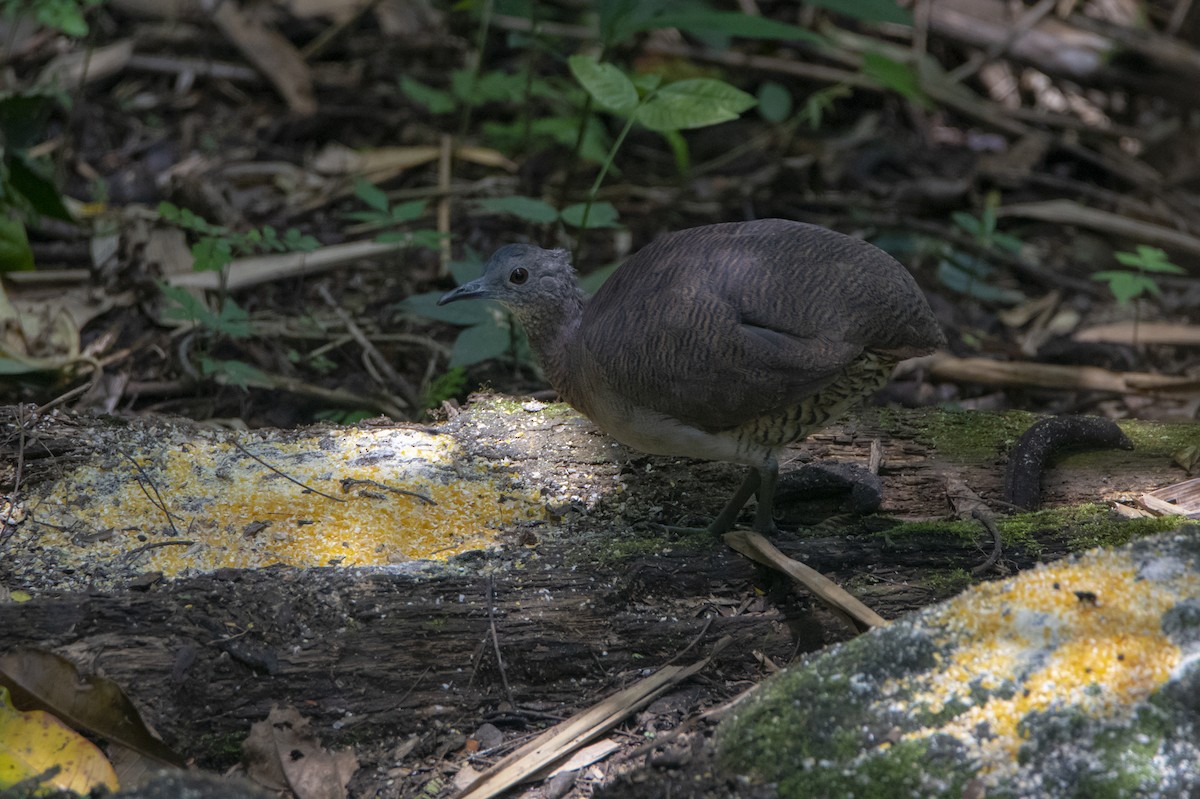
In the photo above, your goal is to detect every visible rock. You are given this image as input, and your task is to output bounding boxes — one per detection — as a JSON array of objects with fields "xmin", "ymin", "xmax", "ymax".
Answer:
[{"xmin": 713, "ymin": 529, "xmax": 1200, "ymax": 798}]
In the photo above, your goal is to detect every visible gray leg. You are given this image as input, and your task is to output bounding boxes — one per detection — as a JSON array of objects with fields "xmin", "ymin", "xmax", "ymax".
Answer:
[
  {"xmin": 706, "ymin": 468, "xmax": 760, "ymax": 536},
  {"xmin": 752, "ymin": 456, "xmax": 779, "ymax": 535}
]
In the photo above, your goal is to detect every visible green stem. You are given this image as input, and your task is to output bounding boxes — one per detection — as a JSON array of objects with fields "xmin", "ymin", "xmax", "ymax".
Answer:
[
  {"xmin": 571, "ymin": 112, "xmax": 637, "ymax": 263},
  {"xmin": 457, "ymin": 0, "xmax": 494, "ymax": 139}
]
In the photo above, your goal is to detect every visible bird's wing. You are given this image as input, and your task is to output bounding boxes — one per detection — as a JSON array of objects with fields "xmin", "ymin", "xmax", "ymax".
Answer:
[
  {"xmin": 582, "ymin": 282, "xmax": 866, "ymax": 432},
  {"xmin": 578, "ymin": 219, "xmax": 937, "ymax": 432}
]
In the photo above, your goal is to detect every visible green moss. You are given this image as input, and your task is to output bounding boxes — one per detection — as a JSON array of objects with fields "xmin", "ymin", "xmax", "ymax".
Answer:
[
  {"xmin": 778, "ymin": 736, "xmax": 973, "ymax": 799},
  {"xmin": 882, "ymin": 504, "xmax": 1179, "ymax": 559},
  {"xmin": 471, "ymin": 393, "xmax": 578, "ymax": 419},
  {"xmin": 565, "ymin": 527, "xmax": 717, "ymax": 567},
  {"xmin": 1063, "ymin": 510, "xmax": 1182, "ymax": 551},
  {"xmin": 874, "ymin": 406, "xmax": 1037, "ymax": 460},
  {"xmin": 1118, "ymin": 419, "xmax": 1200, "ymax": 457},
  {"xmin": 923, "ymin": 567, "xmax": 973, "ymax": 597},
  {"xmin": 194, "ymin": 730, "xmax": 246, "ymax": 764}
]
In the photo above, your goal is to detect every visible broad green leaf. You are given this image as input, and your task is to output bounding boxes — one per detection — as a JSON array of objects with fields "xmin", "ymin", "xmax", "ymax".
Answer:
[
  {"xmin": 0, "ymin": 357, "xmax": 46, "ymax": 375},
  {"xmin": 568, "ymin": 55, "xmax": 638, "ymax": 114},
  {"xmin": 215, "ymin": 297, "xmax": 252, "ymax": 338},
  {"xmin": 636, "ymin": 79, "xmax": 756, "ymax": 132},
  {"xmin": 639, "ymin": 11, "xmax": 823, "ymax": 43},
  {"xmin": 158, "ymin": 282, "xmax": 212, "ymax": 324},
  {"xmin": 630, "ymin": 72, "xmax": 663, "ymax": 93},
  {"xmin": 473, "ymin": 70, "xmax": 528, "ymax": 104},
  {"xmin": 1115, "ymin": 246, "xmax": 1186, "ymax": 274},
  {"xmin": 283, "ymin": 228, "xmax": 319, "ymax": 252},
  {"xmin": 756, "ymin": 81, "xmax": 793, "ymax": 122},
  {"xmin": 951, "ymin": 211, "xmax": 981, "ymax": 237},
  {"xmin": 203, "ymin": 357, "xmax": 269, "ymax": 389},
  {"xmin": 390, "ymin": 199, "xmax": 429, "ymax": 223},
  {"xmin": 579, "ymin": 261, "xmax": 622, "ymax": 295},
  {"xmin": 398, "ymin": 290, "xmax": 495, "ymax": 326},
  {"xmin": 377, "ymin": 228, "xmax": 443, "ymax": 250},
  {"xmin": 1091, "ymin": 271, "xmax": 1160, "ymax": 304},
  {"xmin": 936, "ymin": 259, "xmax": 1025, "ymax": 305},
  {"xmin": 474, "ymin": 195, "xmax": 560, "ymax": 224},
  {"xmin": 354, "ymin": 178, "xmax": 390, "ymax": 213},
  {"xmin": 451, "ymin": 322, "xmax": 512, "ymax": 367},
  {"xmin": 598, "ymin": 0, "xmax": 657, "ymax": 48},
  {"xmin": 861, "ymin": 52, "xmax": 930, "ymax": 108},
  {"xmin": 0, "ymin": 216, "xmax": 34, "ymax": 272},
  {"xmin": 400, "ymin": 76, "xmax": 456, "ymax": 114},
  {"xmin": 805, "ymin": 0, "xmax": 912, "ymax": 25},
  {"xmin": 560, "ymin": 202, "xmax": 621, "ymax": 229},
  {"xmin": 449, "ymin": 249, "xmax": 485, "ymax": 285},
  {"xmin": 190, "ymin": 236, "xmax": 233, "ymax": 273},
  {"xmin": 9, "ymin": 152, "xmax": 72, "ymax": 221}
]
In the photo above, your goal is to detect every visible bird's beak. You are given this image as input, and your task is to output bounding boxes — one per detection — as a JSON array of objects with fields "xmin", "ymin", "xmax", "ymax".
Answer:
[{"xmin": 437, "ymin": 278, "xmax": 490, "ymax": 306}]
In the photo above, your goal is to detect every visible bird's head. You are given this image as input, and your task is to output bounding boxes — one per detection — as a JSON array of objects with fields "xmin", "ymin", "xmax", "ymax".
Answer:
[{"xmin": 437, "ymin": 245, "xmax": 579, "ymax": 316}]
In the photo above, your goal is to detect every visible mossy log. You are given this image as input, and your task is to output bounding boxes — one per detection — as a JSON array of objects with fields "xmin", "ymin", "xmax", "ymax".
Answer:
[{"xmin": 0, "ymin": 398, "xmax": 1193, "ymax": 781}]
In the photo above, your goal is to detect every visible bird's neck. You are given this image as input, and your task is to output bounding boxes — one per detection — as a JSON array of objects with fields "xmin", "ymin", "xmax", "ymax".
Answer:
[{"xmin": 515, "ymin": 293, "xmax": 585, "ymax": 399}]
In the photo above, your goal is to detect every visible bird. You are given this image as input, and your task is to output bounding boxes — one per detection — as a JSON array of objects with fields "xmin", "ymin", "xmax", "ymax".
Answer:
[{"xmin": 438, "ymin": 218, "xmax": 944, "ymax": 536}]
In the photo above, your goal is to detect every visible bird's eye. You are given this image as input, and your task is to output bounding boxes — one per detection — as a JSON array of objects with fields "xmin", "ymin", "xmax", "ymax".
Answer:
[{"xmin": 509, "ymin": 267, "xmax": 529, "ymax": 285}]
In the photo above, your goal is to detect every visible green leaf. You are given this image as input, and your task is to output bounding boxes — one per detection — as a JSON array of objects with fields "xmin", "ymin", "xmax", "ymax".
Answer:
[
  {"xmin": 568, "ymin": 55, "xmax": 638, "ymax": 114},
  {"xmin": 202, "ymin": 357, "xmax": 268, "ymax": 389},
  {"xmin": 450, "ymin": 321, "xmax": 512, "ymax": 367},
  {"xmin": 0, "ymin": 357, "xmax": 46, "ymax": 375},
  {"xmin": 214, "ymin": 297, "xmax": 252, "ymax": 338},
  {"xmin": 936, "ymin": 258, "xmax": 1025, "ymax": 305},
  {"xmin": 376, "ymin": 229, "xmax": 443, "ymax": 250},
  {"xmin": 9, "ymin": 152, "xmax": 72, "ymax": 221},
  {"xmin": 636, "ymin": 79, "xmax": 756, "ymax": 132},
  {"xmin": 158, "ymin": 282, "xmax": 215, "ymax": 325},
  {"xmin": 449, "ymin": 249, "xmax": 485, "ymax": 285},
  {"xmin": 804, "ymin": 0, "xmax": 912, "ymax": 25},
  {"xmin": 861, "ymin": 52, "xmax": 929, "ymax": 107},
  {"xmin": 283, "ymin": 228, "xmax": 319, "ymax": 252},
  {"xmin": 33, "ymin": 0, "xmax": 95, "ymax": 36},
  {"xmin": 799, "ymin": 84, "xmax": 851, "ymax": 129},
  {"xmin": 579, "ymin": 261, "xmax": 622, "ymax": 295},
  {"xmin": 598, "ymin": 0, "xmax": 656, "ymax": 48},
  {"xmin": 756, "ymin": 81, "xmax": 793, "ymax": 123},
  {"xmin": 191, "ymin": 236, "xmax": 234, "ymax": 273},
  {"xmin": 631, "ymin": 72, "xmax": 662, "ymax": 94},
  {"xmin": 1115, "ymin": 245, "xmax": 1186, "ymax": 274},
  {"xmin": 474, "ymin": 196, "xmax": 560, "ymax": 224},
  {"xmin": 951, "ymin": 211, "xmax": 981, "ymax": 237},
  {"xmin": 1091, "ymin": 271, "xmax": 1160, "ymax": 304},
  {"xmin": 560, "ymin": 202, "xmax": 621, "ymax": 229},
  {"xmin": 354, "ymin": 178, "xmax": 390, "ymax": 213},
  {"xmin": 0, "ymin": 215, "xmax": 34, "ymax": 272},
  {"xmin": 424, "ymin": 366, "xmax": 468, "ymax": 408},
  {"xmin": 390, "ymin": 199, "xmax": 429, "ymax": 224},
  {"xmin": 398, "ymin": 290, "xmax": 495, "ymax": 326},
  {"xmin": 473, "ymin": 70, "xmax": 528, "ymax": 103},
  {"xmin": 638, "ymin": 12, "xmax": 823, "ymax": 43},
  {"xmin": 400, "ymin": 76, "xmax": 456, "ymax": 114}
]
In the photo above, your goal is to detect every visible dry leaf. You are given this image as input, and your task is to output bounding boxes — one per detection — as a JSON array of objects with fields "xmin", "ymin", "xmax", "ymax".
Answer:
[
  {"xmin": 0, "ymin": 648, "xmax": 184, "ymax": 768},
  {"xmin": 243, "ymin": 705, "xmax": 357, "ymax": 799}
]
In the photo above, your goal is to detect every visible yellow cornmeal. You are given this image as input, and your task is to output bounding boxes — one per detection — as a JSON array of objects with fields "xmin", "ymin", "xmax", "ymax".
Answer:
[
  {"xmin": 895, "ymin": 548, "xmax": 1198, "ymax": 779},
  {"xmin": 29, "ymin": 427, "xmax": 544, "ymax": 576}
]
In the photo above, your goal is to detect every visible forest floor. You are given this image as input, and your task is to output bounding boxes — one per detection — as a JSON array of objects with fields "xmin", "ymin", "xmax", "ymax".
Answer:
[{"xmin": 2, "ymin": 1, "xmax": 1200, "ymax": 797}]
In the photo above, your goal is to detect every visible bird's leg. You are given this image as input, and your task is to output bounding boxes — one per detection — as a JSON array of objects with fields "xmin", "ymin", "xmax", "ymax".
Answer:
[
  {"xmin": 705, "ymin": 468, "xmax": 762, "ymax": 537},
  {"xmin": 751, "ymin": 456, "xmax": 780, "ymax": 535}
]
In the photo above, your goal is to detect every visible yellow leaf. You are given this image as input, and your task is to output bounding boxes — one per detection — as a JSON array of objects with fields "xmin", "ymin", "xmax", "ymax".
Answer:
[{"xmin": 0, "ymin": 685, "xmax": 119, "ymax": 794}]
